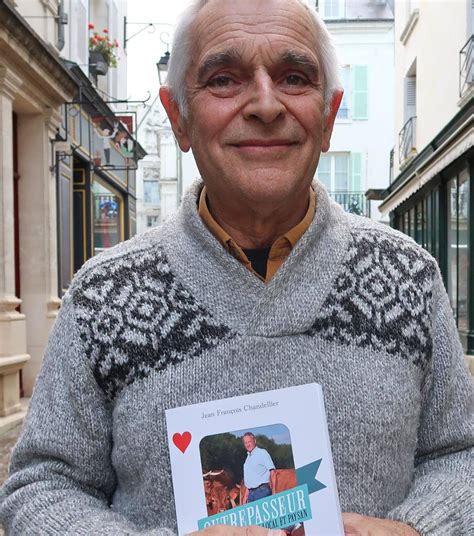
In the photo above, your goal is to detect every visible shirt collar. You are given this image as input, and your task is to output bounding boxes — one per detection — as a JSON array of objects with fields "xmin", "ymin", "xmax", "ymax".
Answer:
[{"xmin": 198, "ymin": 186, "xmax": 316, "ymax": 280}]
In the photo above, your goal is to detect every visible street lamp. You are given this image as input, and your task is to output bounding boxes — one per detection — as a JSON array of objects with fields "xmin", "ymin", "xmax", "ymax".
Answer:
[{"xmin": 156, "ymin": 51, "xmax": 170, "ymax": 85}]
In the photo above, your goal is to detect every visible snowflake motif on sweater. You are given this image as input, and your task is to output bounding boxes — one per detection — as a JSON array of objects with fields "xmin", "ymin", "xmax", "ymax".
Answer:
[
  {"xmin": 72, "ymin": 247, "xmax": 235, "ymax": 401},
  {"xmin": 310, "ymin": 227, "xmax": 437, "ymax": 369}
]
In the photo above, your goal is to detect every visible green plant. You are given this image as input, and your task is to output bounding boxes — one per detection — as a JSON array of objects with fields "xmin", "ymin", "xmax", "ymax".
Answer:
[{"xmin": 88, "ymin": 24, "xmax": 119, "ymax": 68}]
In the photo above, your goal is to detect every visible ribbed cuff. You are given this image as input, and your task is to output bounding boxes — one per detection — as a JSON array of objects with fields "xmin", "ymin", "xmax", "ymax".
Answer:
[{"xmin": 387, "ymin": 477, "xmax": 473, "ymax": 535}]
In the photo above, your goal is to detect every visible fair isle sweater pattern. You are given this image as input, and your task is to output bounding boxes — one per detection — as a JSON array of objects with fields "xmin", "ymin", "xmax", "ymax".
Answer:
[
  {"xmin": 73, "ymin": 226, "xmax": 437, "ymax": 403},
  {"xmin": 73, "ymin": 247, "xmax": 235, "ymax": 401},
  {"xmin": 310, "ymin": 227, "xmax": 436, "ymax": 370}
]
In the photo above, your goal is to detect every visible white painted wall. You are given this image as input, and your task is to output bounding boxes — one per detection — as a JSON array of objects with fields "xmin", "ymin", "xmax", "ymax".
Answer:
[
  {"xmin": 323, "ymin": 21, "xmax": 395, "ymax": 221},
  {"xmin": 393, "ymin": 0, "xmax": 470, "ymax": 177}
]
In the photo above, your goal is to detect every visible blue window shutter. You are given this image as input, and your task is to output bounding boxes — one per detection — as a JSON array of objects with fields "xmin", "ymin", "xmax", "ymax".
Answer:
[
  {"xmin": 352, "ymin": 65, "xmax": 368, "ymax": 120},
  {"xmin": 351, "ymin": 153, "xmax": 363, "ymax": 191}
]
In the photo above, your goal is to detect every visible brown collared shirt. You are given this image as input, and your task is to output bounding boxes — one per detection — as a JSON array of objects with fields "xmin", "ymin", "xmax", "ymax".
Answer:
[{"xmin": 198, "ymin": 187, "xmax": 316, "ymax": 282}]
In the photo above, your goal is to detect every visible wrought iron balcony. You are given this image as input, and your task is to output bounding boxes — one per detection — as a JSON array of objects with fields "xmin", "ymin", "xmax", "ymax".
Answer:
[
  {"xmin": 329, "ymin": 191, "xmax": 370, "ymax": 218},
  {"xmin": 459, "ymin": 35, "xmax": 474, "ymax": 99},
  {"xmin": 399, "ymin": 116, "xmax": 417, "ymax": 164}
]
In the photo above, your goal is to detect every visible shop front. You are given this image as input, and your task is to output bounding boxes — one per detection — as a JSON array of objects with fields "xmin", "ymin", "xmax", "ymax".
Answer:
[{"xmin": 380, "ymin": 99, "xmax": 474, "ymax": 357}]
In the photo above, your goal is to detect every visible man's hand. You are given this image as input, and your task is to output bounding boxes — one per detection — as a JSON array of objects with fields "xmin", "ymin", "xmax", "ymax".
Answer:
[
  {"xmin": 187, "ymin": 526, "xmax": 285, "ymax": 536},
  {"xmin": 343, "ymin": 513, "xmax": 420, "ymax": 536}
]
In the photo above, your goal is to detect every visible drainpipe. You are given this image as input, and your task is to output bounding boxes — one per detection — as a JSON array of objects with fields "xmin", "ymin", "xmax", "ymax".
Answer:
[{"xmin": 57, "ymin": 0, "xmax": 68, "ymax": 51}]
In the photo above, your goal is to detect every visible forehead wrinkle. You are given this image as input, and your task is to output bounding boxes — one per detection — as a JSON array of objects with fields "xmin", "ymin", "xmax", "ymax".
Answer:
[{"xmin": 192, "ymin": 4, "xmax": 319, "ymax": 52}]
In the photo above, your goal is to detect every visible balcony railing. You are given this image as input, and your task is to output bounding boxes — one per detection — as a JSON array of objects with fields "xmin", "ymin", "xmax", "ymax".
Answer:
[
  {"xmin": 459, "ymin": 35, "xmax": 474, "ymax": 99},
  {"xmin": 399, "ymin": 116, "xmax": 417, "ymax": 164},
  {"xmin": 329, "ymin": 192, "xmax": 370, "ymax": 218}
]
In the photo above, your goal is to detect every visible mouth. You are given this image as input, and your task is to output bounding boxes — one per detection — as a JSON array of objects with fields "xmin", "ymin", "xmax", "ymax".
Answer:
[{"xmin": 229, "ymin": 139, "xmax": 298, "ymax": 154}]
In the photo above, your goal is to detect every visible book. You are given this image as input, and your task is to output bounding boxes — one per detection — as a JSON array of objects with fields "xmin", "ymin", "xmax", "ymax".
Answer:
[{"xmin": 166, "ymin": 383, "xmax": 344, "ymax": 535}]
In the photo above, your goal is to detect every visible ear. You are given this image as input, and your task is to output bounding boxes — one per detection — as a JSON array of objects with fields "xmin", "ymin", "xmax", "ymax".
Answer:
[
  {"xmin": 321, "ymin": 89, "xmax": 343, "ymax": 153},
  {"xmin": 159, "ymin": 87, "xmax": 191, "ymax": 152}
]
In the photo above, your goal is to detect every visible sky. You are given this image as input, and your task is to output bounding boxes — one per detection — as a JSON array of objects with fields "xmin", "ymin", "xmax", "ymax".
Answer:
[{"xmin": 126, "ymin": 0, "xmax": 191, "ymax": 102}]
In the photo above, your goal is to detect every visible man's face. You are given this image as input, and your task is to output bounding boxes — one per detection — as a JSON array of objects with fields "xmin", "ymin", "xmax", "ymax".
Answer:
[
  {"xmin": 162, "ymin": 0, "xmax": 341, "ymax": 205},
  {"xmin": 243, "ymin": 435, "xmax": 256, "ymax": 453}
]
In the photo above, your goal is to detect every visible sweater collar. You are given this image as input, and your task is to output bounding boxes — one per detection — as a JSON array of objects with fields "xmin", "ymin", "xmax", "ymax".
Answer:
[{"xmin": 161, "ymin": 179, "xmax": 351, "ymax": 336}]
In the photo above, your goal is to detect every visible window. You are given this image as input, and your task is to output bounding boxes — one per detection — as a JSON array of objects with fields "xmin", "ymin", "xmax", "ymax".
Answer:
[
  {"xmin": 337, "ymin": 66, "xmax": 351, "ymax": 120},
  {"xmin": 317, "ymin": 153, "xmax": 350, "ymax": 191},
  {"xmin": 147, "ymin": 215, "xmax": 160, "ymax": 228},
  {"xmin": 92, "ymin": 178, "xmax": 123, "ymax": 254},
  {"xmin": 336, "ymin": 65, "xmax": 369, "ymax": 121},
  {"xmin": 320, "ymin": 0, "xmax": 345, "ymax": 19},
  {"xmin": 144, "ymin": 180, "xmax": 160, "ymax": 205},
  {"xmin": 447, "ymin": 170, "xmax": 470, "ymax": 336}
]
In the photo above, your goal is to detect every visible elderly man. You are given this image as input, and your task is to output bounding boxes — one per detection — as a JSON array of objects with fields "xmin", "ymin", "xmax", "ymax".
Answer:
[
  {"xmin": 1, "ymin": 1, "xmax": 472, "ymax": 535},
  {"xmin": 241, "ymin": 433, "xmax": 276, "ymax": 504}
]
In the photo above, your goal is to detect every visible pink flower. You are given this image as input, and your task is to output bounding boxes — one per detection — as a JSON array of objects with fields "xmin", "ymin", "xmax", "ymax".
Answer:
[
  {"xmin": 114, "ymin": 40, "xmax": 119, "ymax": 47},
  {"xmin": 103, "ymin": 28, "xmax": 109, "ymax": 34},
  {"xmin": 88, "ymin": 22, "xmax": 94, "ymax": 30}
]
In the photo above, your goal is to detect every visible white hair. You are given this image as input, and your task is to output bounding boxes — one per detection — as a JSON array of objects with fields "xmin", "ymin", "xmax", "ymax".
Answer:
[{"xmin": 166, "ymin": 0, "xmax": 342, "ymax": 117}]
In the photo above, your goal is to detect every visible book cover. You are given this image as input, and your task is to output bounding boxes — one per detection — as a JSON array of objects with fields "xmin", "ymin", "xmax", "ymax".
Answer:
[{"xmin": 166, "ymin": 383, "xmax": 344, "ymax": 535}]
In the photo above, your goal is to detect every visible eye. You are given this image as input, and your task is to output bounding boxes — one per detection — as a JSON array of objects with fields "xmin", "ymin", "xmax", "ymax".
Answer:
[
  {"xmin": 208, "ymin": 75, "xmax": 236, "ymax": 88},
  {"xmin": 284, "ymin": 74, "xmax": 308, "ymax": 86}
]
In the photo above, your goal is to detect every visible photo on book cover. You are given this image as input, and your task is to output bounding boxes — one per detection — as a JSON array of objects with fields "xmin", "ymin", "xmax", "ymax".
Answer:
[
  {"xmin": 166, "ymin": 383, "xmax": 344, "ymax": 535},
  {"xmin": 200, "ymin": 424, "xmax": 305, "ymax": 535}
]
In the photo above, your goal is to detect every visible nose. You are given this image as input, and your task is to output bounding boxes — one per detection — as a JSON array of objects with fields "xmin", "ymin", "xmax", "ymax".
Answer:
[{"xmin": 243, "ymin": 71, "xmax": 286, "ymax": 124}]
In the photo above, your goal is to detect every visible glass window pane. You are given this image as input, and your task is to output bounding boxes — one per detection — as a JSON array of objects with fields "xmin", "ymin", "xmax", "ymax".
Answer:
[
  {"xmin": 415, "ymin": 202, "xmax": 423, "ymax": 245},
  {"xmin": 409, "ymin": 207, "xmax": 416, "ymax": 239},
  {"xmin": 147, "ymin": 215, "xmax": 160, "ymax": 228},
  {"xmin": 404, "ymin": 211, "xmax": 409, "ymax": 236},
  {"xmin": 433, "ymin": 188, "xmax": 439, "ymax": 260},
  {"xmin": 92, "ymin": 179, "xmax": 123, "ymax": 255},
  {"xmin": 458, "ymin": 169, "xmax": 470, "ymax": 336},
  {"xmin": 447, "ymin": 178, "xmax": 458, "ymax": 321},
  {"xmin": 426, "ymin": 194, "xmax": 432, "ymax": 254},
  {"xmin": 144, "ymin": 181, "xmax": 160, "ymax": 205},
  {"xmin": 337, "ymin": 66, "xmax": 350, "ymax": 119},
  {"xmin": 318, "ymin": 155, "xmax": 331, "ymax": 190},
  {"xmin": 335, "ymin": 155, "xmax": 349, "ymax": 191}
]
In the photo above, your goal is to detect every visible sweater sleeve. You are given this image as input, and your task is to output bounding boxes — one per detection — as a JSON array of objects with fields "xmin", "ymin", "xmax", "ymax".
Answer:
[
  {"xmin": 387, "ymin": 268, "xmax": 474, "ymax": 535},
  {"xmin": 0, "ymin": 294, "xmax": 175, "ymax": 536}
]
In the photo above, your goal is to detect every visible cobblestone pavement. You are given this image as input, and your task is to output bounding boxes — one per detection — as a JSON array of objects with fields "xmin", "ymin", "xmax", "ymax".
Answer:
[
  {"xmin": 0, "ymin": 425, "xmax": 21, "ymax": 486},
  {"xmin": 0, "ymin": 424, "xmax": 22, "ymax": 535}
]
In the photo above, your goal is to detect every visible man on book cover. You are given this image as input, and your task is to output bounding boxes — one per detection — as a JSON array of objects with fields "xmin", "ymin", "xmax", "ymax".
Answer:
[{"xmin": 242, "ymin": 432, "xmax": 276, "ymax": 504}]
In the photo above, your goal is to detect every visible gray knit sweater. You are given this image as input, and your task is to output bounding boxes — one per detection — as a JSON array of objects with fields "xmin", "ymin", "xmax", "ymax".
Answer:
[{"xmin": 1, "ymin": 181, "xmax": 472, "ymax": 535}]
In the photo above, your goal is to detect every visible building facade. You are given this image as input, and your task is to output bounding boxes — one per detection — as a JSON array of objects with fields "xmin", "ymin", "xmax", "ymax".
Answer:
[
  {"xmin": 0, "ymin": 0, "xmax": 144, "ymax": 426},
  {"xmin": 314, "ymin": 0, "xmax": 395, "ymax": 221},
  {"xmin": 379, "ymin": 0, "xmax": 474, "ymax": 362},
  {"xmin": 135, "ymin": 96, "xmax": 183, "ymax": 234}
]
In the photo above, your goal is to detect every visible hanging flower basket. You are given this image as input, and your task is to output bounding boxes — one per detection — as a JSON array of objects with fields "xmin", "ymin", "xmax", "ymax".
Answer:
[
  {"xmin": 89, "ymin": 50, "xmax": 109, "ymax": 75},
  {"xmin": 88, "ymin": 24, "xmax": 119, "ymax": 75}
]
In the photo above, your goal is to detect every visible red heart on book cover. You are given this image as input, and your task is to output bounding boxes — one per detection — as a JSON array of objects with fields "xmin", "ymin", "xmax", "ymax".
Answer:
[{"xmin": 173, "ymin": 431, "xmax": 192, "ymax": 453}]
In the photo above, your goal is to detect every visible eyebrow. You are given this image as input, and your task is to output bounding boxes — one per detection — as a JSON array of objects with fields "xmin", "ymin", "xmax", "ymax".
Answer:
[
  {"xmin": 279, "ymin": 51, "xmax": 320, "ymax": 79},
  {"xmin": 197, "ymin": 49, "xmax": 243, "ymax": 82},
  {"xmin": 196, "ymin": 48, "xmax": 320, "ymax": 82}
]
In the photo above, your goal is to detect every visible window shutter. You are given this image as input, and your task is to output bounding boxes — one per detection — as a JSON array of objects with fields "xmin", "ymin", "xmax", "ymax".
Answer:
[
  {"xmin": 404, "ymin": 76, "xmax": 417, "ymax": 122},
  {"xmin": 352, "ymin": 66, "xmax": 368, "ymax": 120},
  {"xmin": 351, "ymin": 153, "xmax": 363, "ymax": 191}
]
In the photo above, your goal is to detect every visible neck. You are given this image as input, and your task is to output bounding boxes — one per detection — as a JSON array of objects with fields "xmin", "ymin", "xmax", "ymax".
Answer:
[{"xmin": 205, "ymin": 187, "xmax": 312, "ymax": 249}]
